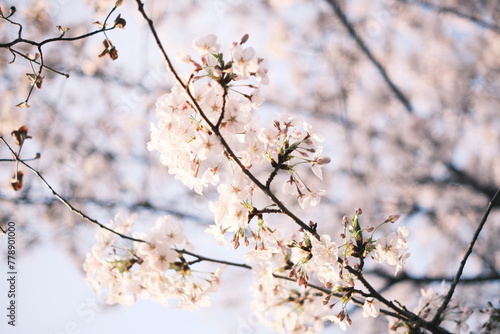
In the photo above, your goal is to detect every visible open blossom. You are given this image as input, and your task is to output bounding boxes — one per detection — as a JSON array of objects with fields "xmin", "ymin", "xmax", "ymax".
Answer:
[
  {"xmin": 310, "ymin": 147, "xmax": 331, "ymax": 180},
  {"xmin": 142, "ymin": 243, "xmax": 177, "ymax": 272},
  {"xmin": 253, "ymin": 59, "xmax": 269, "ymax": 84},
  {"xmin": 303, "ymin": 121, "xmax": 324, "ymax": 146},
  {"xmin": 191, "ymin": 130, "xmax": 223, "ymax": 160},
  {"xmin": 217, "ymin": 174, "xmax": 252, "ymax": 203},
  {"xmin": 298, "ymin": 188, "xmax": 326, "ymax": 209},
  {"xmin": 363, "ymin": 297, "xmax": 380, "ymax": 318},
  {"xmin": 317, "ymin": 265, "xmax": 342, "ymax": 286},
  {"xmin": 238, "ymin": 130, "xmax": 266, "ymax": 167},
  {"xmin": 193, "ymin": 34, "xmax": 220, "ymax": 54},
  {"xmin": 221, "ymin": 98, "xmax": 250, "ymax": 134},
  {"xmin": 152, "ymin": 215, "xmax": 186, "ymax": 246},
  {"xmin": 209, "ymin": 198, "xmax": 250, "ymax": 232},
  {"xmin": 372, "ymin": 226, "xmax": 410, "ymax": 275},
  {"xmin": 311, "ymin": 234, "xmax": 338, "ymax": 266},
  {"xmin": 231, "ymin": 44, "xmax": 256, "ymax": 79},
  {"xmin": 258, "ymin": 127, "xmax": 279, "ymax": 146},
  {"xmin": 172, "ymin": 268, "xmax": 222, "ymax": 310}
]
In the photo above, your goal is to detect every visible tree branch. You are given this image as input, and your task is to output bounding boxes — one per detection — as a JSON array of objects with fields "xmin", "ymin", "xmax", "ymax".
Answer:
[
  {"xmin": 431, "ymin": 187, "xmax": 500, "ymax": 326},
  {"xmin": 0, "ymin": 25, "xmax": 117, "ymax": 49},
  {"xmin": 324, "ymin": 0, "xmax": 414, "ymax": 114}
]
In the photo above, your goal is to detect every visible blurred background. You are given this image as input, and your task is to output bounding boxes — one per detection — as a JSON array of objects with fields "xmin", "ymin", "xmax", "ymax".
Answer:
[{"xmin": 0, "ymin": 0, "xmax": 499, "ymax": 333}]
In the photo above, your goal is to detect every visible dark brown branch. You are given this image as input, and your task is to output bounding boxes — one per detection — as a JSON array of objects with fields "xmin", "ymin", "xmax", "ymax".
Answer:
[
  {"xmin": 431, "ymin": 187, "xmax": 500, "ymax": 326},
  {"xmin": 215, "ymin": 86, "xmax": 229, "ymax": 129},
  {"xmin": 0, "ymin": 26, "xmax": 117, "ymax": 49},
  {"xmin": 178, "ymin": 249, "xmax": 252, "ymax": 269},
  {"xmin": 10, "ymin": 49, "xmax": 69, "ymax": 77},
  {"xmin": 0, "ymin": 154, "xmax": 40, "ymax": 162},
  {"xmin": 1, "ymin": 4, "xmax": 121, "ymax": 106},
  {"xmin": 344, "ymin": 264, "xmax": 412, "ymax": 318}
]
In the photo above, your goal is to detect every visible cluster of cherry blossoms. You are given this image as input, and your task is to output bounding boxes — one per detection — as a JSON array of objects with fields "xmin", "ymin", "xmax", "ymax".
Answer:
[
  {"xmin": 83, "ymin": 214, "xmax": 221, "ymax": 309},
  {"xmin": 147, "ymin": 34, "xmax": 330, "ymax": 247},
  {"xmin": 82, "ymin": 33, "xmax": 479, "ymax": 334},
  {"xmin": 237, "ymin": 209, "xmax": 410, "ymax": 332},
  {"xmin": 148, "ymin": 34, "xmax": 328, "ymax": 204},
  {"xmin": 147, "ymin": 34, "xmax": 269, "ymax": 195}
]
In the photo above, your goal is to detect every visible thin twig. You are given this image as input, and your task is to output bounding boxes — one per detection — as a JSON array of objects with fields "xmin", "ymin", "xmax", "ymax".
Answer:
[
  {"xmin": 10, "ymin": 49, "xmax": 69, "ymax": 77},
  {"xmin": 1, "ymin": 4, "xmax": 120, "ymax": 106},
  {"xmin": 431, "ymin": 187, "xmax": 500, "ymax": 326},
  {"xmin": 0, "ymin": 155, "xmax": 40, "ymax": 162},
  {"xmin": 0, "ymin": 26, "xmax": 117, "ymax": 49},
  {"xmin": 178, "ymin": 249, "xmax": 252, "ymax": 269},
  {"xmin": 0, "ymin": 136, "xmax": 147, "ymax": 244},
  {"xmin": 0, "ymin": 5, "xmax": 118, "ymax": 48}
]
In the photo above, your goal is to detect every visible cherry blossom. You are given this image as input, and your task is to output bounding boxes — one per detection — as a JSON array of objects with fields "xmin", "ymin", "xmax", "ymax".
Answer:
[
  {"xmin": 231, "ymin": 44, "xmax": 256, "ymax": 79},
  {"xmin": 193, "ymin": 34, "xmax": 220, "ymax": 55},
  {"xmin": 83, "ymin": 214, "xmax": 221, "ymax": 309},
  {"xmin": 310, "ymin": 148, "xmax": 332, "ymax": 180},
  {"xmin": 362, "ymin": 297, "xmax": 380, "ymax": 318},
  {"xmin": 311, "ymin": 234, "xmax": 338, "ymax": 266},
  {"xmin": 372, "ymin": 226, "xmax": 410, "ymax": 275}
]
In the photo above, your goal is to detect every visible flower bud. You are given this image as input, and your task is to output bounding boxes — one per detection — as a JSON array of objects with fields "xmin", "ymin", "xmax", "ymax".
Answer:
[{"xmin": 316, "ymin": 156, "xmax": 331, "ymax": 165}]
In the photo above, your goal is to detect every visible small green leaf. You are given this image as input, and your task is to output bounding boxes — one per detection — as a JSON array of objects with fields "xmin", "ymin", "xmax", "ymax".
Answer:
[{"xmin": 211, "ymin": 53, "xmax": 223, "ymax": 63}]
